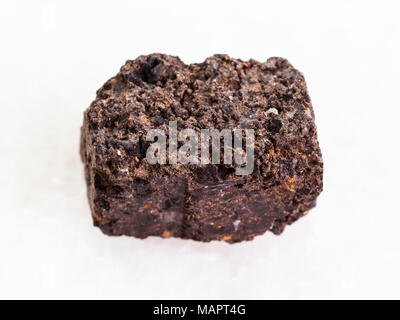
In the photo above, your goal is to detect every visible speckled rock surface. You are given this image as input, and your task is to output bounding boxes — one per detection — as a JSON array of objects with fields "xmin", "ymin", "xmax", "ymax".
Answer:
[{"xmin": 80, "ymin": 53, "xmax": 323, "ymax": 243}]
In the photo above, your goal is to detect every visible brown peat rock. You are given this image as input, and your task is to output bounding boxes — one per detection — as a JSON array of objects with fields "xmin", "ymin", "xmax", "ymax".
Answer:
[{"xmin": 80, "ymin": 54, "xmax": 323, "ymax": 243}]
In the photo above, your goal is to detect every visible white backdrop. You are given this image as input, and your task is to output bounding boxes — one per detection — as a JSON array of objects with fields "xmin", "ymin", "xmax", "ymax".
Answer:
[{"xmin": 1, "ymin": 0, "xmax": 399, "ymax": 299}]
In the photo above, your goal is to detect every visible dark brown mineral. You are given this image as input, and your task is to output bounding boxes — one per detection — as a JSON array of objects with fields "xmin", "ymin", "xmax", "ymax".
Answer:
[{"xmin": 80, "ymin": 54, "xmax": 323, "ymax": 243}]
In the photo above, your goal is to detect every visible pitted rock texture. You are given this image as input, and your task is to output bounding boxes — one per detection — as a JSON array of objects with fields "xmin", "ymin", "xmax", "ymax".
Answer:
[{"xmin": 80, "ymin": 53, "xmax": 323, "ymax": 243}]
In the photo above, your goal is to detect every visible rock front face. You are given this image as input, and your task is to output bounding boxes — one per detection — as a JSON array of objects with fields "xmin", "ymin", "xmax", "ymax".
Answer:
[{"xmin": 80, "ymin": 53, "xmax": 323, "ymax": 243}]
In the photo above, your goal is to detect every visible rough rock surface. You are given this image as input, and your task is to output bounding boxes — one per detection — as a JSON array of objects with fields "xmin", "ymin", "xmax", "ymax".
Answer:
[{"xmin": 80, "ymin": 53, "xmax": 323, "ymax": 243}]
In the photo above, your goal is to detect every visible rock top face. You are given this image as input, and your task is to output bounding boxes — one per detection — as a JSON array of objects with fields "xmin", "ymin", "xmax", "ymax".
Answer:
[{"xmin": 80, "ymin": 54, "xmax": 323, "ymax": 243}]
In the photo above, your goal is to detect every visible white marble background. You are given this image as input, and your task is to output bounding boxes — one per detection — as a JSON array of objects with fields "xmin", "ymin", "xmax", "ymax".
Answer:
[{"xmin": 1, "ymin": 0, "xmax": 399, "ymax": 299}]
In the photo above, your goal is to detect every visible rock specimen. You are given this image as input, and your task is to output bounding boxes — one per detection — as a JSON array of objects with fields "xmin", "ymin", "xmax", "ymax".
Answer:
[{"xmin": 80, "ymin": 53, "xmax": 323, "ymax": 243}]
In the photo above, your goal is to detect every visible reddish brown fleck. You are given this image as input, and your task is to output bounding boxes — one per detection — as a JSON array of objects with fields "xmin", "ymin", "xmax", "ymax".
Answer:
[
  {"xmin": 162, "ymin": 231, "xmax": 172, "ymax": 238},
  {"xmin": 93, "ymin": 213, "xmax": 102, "ymax": 222}
]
